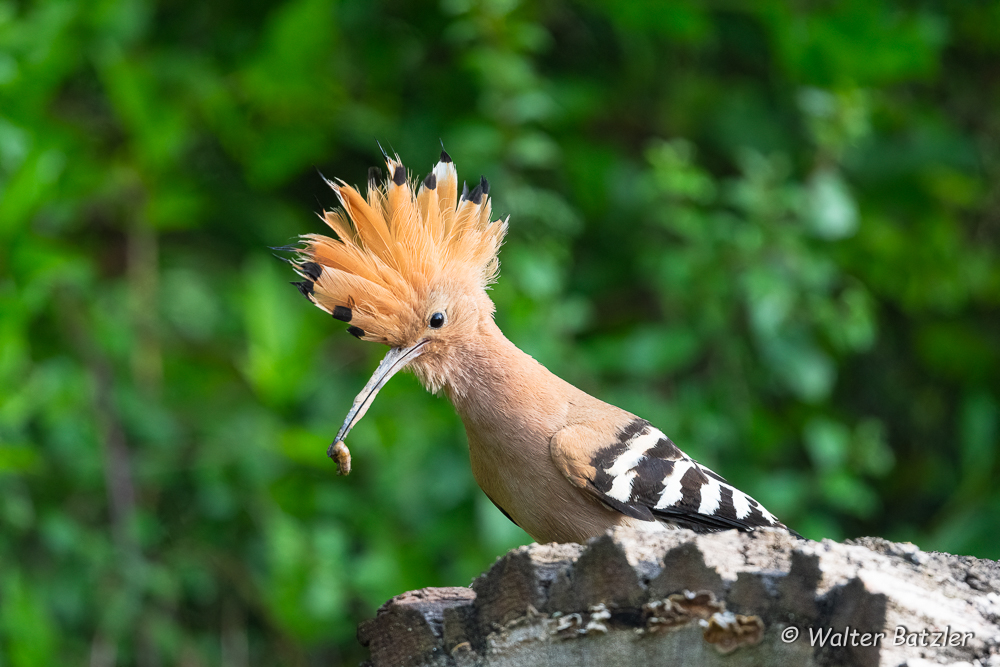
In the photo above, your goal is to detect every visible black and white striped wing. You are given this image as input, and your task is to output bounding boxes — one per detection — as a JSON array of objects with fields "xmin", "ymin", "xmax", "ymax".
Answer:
[{"xmin": 586, "ymin": 419, "xmax": 785, "ymax": 533}]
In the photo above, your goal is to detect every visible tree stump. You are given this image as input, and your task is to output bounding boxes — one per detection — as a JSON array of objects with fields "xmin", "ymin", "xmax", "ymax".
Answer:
[{"xmin": 357, "ymin": 528, "xmax": 1000, "ymax": 667}]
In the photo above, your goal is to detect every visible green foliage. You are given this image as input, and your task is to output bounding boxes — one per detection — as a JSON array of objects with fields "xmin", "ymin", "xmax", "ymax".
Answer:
[{"xmin": 1, "ymin": 0, "xmax": 998, "ymax": 663}]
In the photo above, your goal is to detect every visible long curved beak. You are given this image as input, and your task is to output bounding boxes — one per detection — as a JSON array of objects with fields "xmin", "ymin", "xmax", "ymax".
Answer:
[{"xmin": 327, "ymin": 340, "xmax": 429, "ymax": 471}]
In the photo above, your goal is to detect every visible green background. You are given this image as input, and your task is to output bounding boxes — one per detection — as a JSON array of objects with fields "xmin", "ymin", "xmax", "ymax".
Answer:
[{"xmin": 2, "ymin": 0, "xmax": 998, "ymax": 664}]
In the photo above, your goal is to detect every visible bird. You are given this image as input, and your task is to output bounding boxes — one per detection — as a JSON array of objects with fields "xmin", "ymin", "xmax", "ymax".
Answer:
[{"xmin": 277, "ymin": 150, "xmax": 793, "ymax": 544}]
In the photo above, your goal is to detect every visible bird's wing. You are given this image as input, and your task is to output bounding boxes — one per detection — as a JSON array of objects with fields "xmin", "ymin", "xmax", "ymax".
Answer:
[{"xmin": 550, "ymin": 417, "xmax": 786, "ymax": 533}]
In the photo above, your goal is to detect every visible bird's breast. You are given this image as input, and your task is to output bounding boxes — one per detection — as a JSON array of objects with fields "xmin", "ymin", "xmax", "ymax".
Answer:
[{"xmin": 462, "ymin": 421, "xmax": 623, "ymax": 544}]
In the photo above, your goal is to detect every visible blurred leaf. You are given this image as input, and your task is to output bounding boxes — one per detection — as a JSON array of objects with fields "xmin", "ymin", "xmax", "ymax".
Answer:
[
  {"xmin": 804, "ymin": 417, "xmax": 850, "ymax": 472},
  {"xmin": 0, "ymin": 443, "xmax": 40, "ymax": 474},
  {"xmin": 821, "ymin": 472, "xmax": 879, "ymax": 518},
  {"xmin": 807, "ymin": 167, "xmax": 858, "ymax": 239},
  {"xmin": 0, "ymin": 571, "xmax": 57, "ymax": 667},
  {"xmin": 242, "ymin": 254, "xmax": 319, "ymax": 407}
]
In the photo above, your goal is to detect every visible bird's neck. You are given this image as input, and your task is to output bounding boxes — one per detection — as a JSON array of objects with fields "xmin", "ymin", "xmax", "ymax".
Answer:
[{"xmin": 443, "ymin": 317, "xmax": 579, "ymax": 438}]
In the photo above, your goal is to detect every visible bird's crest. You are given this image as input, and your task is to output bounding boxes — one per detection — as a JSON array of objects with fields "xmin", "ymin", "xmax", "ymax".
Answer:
[{"xmin": 283, "ymin": 151, "xmax": 508, "ymax": 344}]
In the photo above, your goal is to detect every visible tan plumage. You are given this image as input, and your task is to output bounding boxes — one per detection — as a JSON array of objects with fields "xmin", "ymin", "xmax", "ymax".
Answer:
[{"xmin": 281, "ymin": 150, "xmax": 793, "ymax": 544}]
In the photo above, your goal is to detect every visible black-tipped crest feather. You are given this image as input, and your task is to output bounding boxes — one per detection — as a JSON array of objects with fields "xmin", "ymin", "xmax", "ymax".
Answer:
[
  {"xmin": 467, "ymin": 183, "xmax": 483, "ymax": 205},
  {"xmin": 392, "ymin": 164, "xmax": 406, "ymax": 186},
  {"xmin": 299, "ymin": 261, "xmax": 322, "ymax": 281},
  {"xmin": 292, "ymin": 280, "xmax": 314, "ymax": 298}
]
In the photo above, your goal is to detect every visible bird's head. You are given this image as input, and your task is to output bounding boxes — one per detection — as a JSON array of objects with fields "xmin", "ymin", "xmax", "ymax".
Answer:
[{"xmin": 280, "ymin": 151, "xmax": 508, "ymax": 445}]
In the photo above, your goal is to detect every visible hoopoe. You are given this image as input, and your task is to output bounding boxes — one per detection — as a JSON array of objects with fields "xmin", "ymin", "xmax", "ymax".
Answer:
[{"xmin": 278, "ymin": 150, "xmax": 793, "ymax": 544}]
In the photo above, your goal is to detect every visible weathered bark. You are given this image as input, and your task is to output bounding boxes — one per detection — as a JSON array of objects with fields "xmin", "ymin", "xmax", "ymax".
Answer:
[{"xmin": 358, "ymin": 528, "xmax": 1000, "ymax": 667}]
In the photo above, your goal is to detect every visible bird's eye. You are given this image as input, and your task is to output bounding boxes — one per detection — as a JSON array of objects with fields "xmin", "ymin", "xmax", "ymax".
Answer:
[{"xmin": 429, "ymin": 312, "xmax": 445, "ymax": 329}]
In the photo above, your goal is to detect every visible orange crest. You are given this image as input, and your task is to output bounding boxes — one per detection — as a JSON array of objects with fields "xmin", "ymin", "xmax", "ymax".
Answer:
[{"xmin": 286, "ymin": 151, "xmax": 508, "ymax": 345}]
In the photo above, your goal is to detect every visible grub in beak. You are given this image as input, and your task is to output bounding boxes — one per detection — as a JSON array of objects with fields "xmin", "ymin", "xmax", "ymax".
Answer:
[{"xmin": 327, "ymin": 340, "xmax": 429, "ymax": 473}]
